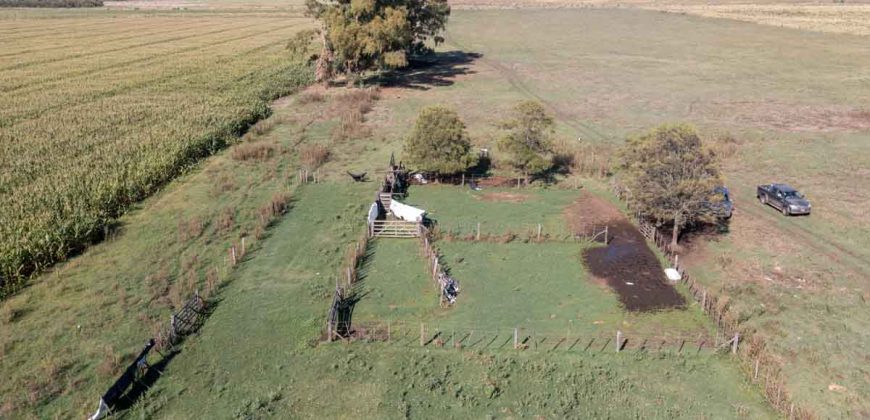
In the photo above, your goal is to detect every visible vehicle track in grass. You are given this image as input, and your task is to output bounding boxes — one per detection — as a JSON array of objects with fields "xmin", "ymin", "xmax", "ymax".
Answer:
[{"xmin": 737, "ymin": 195, "xmax": 870, "ymax": 280}]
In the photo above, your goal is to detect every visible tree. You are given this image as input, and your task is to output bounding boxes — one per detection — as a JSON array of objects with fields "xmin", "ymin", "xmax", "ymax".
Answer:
[
  {"xmin": 303, "ymin": 0, "xmax": 450, "ymax": 84},
  {"xmin": 618, "ymin": 123, "xmax": 721, "ymax": 247},
  {"xmin": 498, "ymin": 101, "xmax": 554, "ymax": 184},
  {"xmin": 403, "ymin": 106, "xmax": 476, "ymax": 175}
]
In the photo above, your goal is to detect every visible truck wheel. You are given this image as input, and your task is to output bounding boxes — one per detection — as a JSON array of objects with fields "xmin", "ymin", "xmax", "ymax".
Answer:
[
  {"xmin": 759, "ymin": 195, "xmax": 767, "ymax": 205},
  {"xmin": 782, "ymin": 206, "xmax": 789, "ymax": 216}
]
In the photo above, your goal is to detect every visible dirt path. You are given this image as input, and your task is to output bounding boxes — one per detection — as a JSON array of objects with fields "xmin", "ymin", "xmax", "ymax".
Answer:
[{"xmin": 565, "ymin": 193, "xmax": 686, "ymax": 312}]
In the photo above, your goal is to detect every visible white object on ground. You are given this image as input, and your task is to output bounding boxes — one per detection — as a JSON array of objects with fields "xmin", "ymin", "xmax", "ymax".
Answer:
[
  {"xmin": 390, "ymin": 200, "xmax": 426, "ymax": 222},
  {"xmin": 665, "ymin": 268, "xmax": 682, "ymax": 282},
  {"xmin": 89, "ymin": 399, "xmax": 109, "ymax": 420},
  {"xmin": 367, "ymin": 202, "xmax": 379, "ymax": 225}
]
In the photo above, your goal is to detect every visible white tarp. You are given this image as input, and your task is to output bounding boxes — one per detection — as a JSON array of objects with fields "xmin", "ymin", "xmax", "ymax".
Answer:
[
  {"xmin": 367, "ymin": 202, "xmax": 379, "ymax": 225},
  {"xmin": 664, "ymin": 268, "xmax": 682, "ymax": 282},
  {"xmin": 390, "ymin": 200, "xmax": 426, "ymax": 222}
]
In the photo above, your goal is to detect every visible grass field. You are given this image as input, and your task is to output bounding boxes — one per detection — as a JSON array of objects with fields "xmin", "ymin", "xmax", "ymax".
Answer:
[
  {"xmin": 3, "ymin": 1, "xmax": 868, "ymax": 418},
  {"xmin": 0, "ymin": 8, "xmax": 313, "ymax": 292},
  {"xmin": 393, "ymin": 9, "xmax": 867, "ymax": 417},
  {"xmin": 127, "ymin": 184, "xmax": 771, "ymax": 419}
]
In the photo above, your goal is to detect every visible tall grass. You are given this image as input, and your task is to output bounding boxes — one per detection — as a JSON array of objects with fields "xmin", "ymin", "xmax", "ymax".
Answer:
[{"xmin": 0, "ymin": 16, "xmax": 314, "ymax": 296}]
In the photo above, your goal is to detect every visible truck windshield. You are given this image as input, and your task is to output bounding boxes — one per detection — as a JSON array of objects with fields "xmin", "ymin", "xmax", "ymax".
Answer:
[{"xmin": 782, "ymin": 191, "xmax": 803, "ymax": 198}]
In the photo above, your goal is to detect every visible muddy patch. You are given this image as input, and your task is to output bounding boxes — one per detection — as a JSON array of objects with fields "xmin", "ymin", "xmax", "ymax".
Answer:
[
  {"xmin": 478, "ymin": 192, "xmax": 530, "ymax": 203},
  {"xmin": 565, "ymin": 193, "xmax": 685, "ymax": 312}
]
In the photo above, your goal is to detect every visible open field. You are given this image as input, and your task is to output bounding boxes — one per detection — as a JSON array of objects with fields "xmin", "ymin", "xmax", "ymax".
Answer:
[
  {"xmin": 0, "ymin": 8, "xmax": 314, "ymax": 293},
  {"xmin": 651, "ymin": 4, "xmax": 870, "ymax": 37},
  {"xmin": 3, "ymin": 1, "xmax": 869, "ymax": 418}
]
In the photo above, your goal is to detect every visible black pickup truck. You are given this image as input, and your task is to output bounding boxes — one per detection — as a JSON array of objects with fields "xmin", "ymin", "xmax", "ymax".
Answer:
[{"xmin": 757, "ymin": 183, "xmax": 811, "ymax": 216}]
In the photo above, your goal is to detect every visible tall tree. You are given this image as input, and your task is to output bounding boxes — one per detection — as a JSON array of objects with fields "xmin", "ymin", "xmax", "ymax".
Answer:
[
  {"xmin": 304, "ymin": 0, "xmax": 450, "ymax": 84},
  {"xmin": 618, "ymin": 123, "xmax": 721, "ymax": 247},
  {"xmin": 403, "ymin": 106, "xmax": 476, "ymax": 175},
  {"xmin": 498, "ymin": 101, "xmax": 554, "ymax": 184}
]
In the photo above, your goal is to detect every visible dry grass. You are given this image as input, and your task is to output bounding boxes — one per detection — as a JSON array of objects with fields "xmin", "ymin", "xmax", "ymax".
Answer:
[
  {"xmin": 232, "ymin": 142, "xmax": 277, "ymax": 162},
  {"xmin": 331, "ymin": 88, "xmax": 380, "ymax": 141},
  {"xmin": 177, "ymin": 217, "xmax": 204, "ymax": 242},
  {"xmin": 300, "ymin": 144, "xmax": 330, "ymax": 169},
  {"xmin": 217, "ymin": 207, "xmax": 236, "ymax": 235},
  {"xmin": 297, "ymin": 91, "xmax": 326, "ymax": 105},
  {"xmin": 653, "ymin": 4, "xmax": 870, "ymax": 37}
]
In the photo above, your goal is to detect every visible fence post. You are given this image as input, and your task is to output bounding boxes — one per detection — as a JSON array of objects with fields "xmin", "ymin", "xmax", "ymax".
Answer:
[
  {"xmin": 604, "ymin": 225, "xmax": 608, "ymax": 244},
  {"xmin": 420, "ymin": 323, "xmax": 424, "ymax": 346},
  {"xmin": 241, "ymin": 237, "xmax": 246, "ymax": 256},
  {"xmin": 327, "ymin": 321, "xmax": 333, "ymax": 342},
  {"xmin": 702, "ymin": 289, "xmax": 707, "ymax": 311},
  {"xmin": 754, "ymin": 359, "xmax": 760, "ymax": 381},
  {"xmin": 347, "ymin": 267, "xmax": 352, "ymax": 286},
  {"xmin": 514, "ymin": 327, "xmax": 518, "ymax": 349},
  {"xmin": 230, "ymin": 246, "xmax": 237, "ymax": 266},
  {"xmin": 674, "ymin": 254, "xmax": 679, "ymax": 269},
  {"xmin": 476, "ymin": 222, "xmax": 481, "ymax": 241},
  {"xmin": 616, "ymin": 330, "xmax": 622, "ymax": 352},
  {"xmin": 732, "ymin": 333, "xmax": 739, "ymax": 354}
]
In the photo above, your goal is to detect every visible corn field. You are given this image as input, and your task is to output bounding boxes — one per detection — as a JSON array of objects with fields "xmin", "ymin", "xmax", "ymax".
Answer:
[{"xmin": 0, "ymin": 11, "xmax": 315, "ymax": 294}]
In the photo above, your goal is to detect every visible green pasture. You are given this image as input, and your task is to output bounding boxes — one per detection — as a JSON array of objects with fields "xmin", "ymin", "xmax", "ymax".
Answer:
[{"xmin": 404, "ymin": 186, "xmax": 578, "ymax": 238}]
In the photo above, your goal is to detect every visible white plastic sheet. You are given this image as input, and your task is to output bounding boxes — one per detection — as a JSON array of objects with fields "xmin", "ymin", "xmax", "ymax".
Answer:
[{"xmin": 390, "ymin": 200, "xmax": 426, "ymax": 222}]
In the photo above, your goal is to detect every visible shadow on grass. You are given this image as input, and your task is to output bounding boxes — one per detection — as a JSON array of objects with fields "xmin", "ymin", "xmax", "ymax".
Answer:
[
  {"xmin": 373, "ymin": 50, "xmax": 482, "ymax": 91},
  {"xmin": 337, "ymin": 238, "xmax": 377, "ymax": 337}
]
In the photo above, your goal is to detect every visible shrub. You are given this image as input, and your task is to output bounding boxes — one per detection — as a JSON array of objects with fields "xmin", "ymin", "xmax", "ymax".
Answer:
[{"xmin": 403, "ymin": 105, "xmax": 476, "ymax": 175}]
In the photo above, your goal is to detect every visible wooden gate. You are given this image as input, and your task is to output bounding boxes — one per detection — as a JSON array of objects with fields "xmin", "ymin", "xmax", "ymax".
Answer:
[{"xmin": 369, "ymin": 220, "xmax": 420, "ymax": 238}]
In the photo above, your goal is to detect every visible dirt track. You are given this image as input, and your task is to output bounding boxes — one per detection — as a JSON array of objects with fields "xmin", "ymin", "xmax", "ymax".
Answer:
[{"xmin": 565, "ymin": 193, "xmax": 686, "ymax": 312}]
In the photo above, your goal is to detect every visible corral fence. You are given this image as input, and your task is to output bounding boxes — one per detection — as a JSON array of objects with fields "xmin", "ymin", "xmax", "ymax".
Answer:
[
  {"xmin": 611, "ymin": 182, "xmax": 812, "ymax": 420},
  {"xmin": 325, "ymin": 232, "xmax": 370, "ymax": 342},
  {"xmin": 431, "ymin": 222, "xmax": 609, "ymax": 244},
  {"xmin": 325, "ymin": 320, "xmax": 738, "ymax": 355}
]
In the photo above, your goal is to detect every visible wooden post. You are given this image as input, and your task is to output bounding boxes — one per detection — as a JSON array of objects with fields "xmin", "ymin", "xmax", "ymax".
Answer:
[
  {"xmin": 616, "ymin": 330, "xmax": 622, "ymax": 352},
  {"xmin": 754, "ymin": 359, "xmax": 760, "ymax": 381},
  {"xmin": 513, "ymin": 327, "xmax": 518, "ymax": 349},
  {"xmin": 327, "ymin": 321, "xmax": 333, "ymax": 342},
  {"xmin": 604, "ymin": 225, "xmax": 608, "ymax": 244},
  {"xmin": 537, "ymin": 224, "xmax": 542, "ymax": 241},
  {"xmin": 347, "ymin": 267, "xmax": 352, "ymax": 286},
  {"xmin": 420, "ymin": 323, "xmax": 424, "ymax": 346},
  {"xmin": 170, "ymin": 314, "xmax": 177, "ymax": 335},
  {"xmin": 476, "ymin": 223, "xmax": 481, "ymax": 241},
  {"xmin": 230, "ymin": 246, "xmax": 237, "ymax": 266},
  {"xmin": 241, "ymin": 237, "xmax": 246, "ymax": 256},
  {"xmin": 702, "ymin": 289, "xmax": 707, "ymax": 311},
  {"xmin": 731, "ymin": 333, "xmax": 739, "ymax": 354},
  {"xmin": 461, "ymin": 173, "xmax": 465, "ymax": 186}
]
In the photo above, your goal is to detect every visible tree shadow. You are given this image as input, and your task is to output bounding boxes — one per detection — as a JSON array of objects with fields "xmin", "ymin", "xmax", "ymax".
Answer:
[{"xmin": 373, "ymin": 51, "xmax": 482, "ymax": 91}]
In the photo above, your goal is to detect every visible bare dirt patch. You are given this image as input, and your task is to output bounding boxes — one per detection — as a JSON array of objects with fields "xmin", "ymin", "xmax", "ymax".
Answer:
[
  {"xmin": 478, "ymin": 192, "xmax": 530, "ymax": 203},
  {"xmin": 565, "ymin": 193, "xmax": 686, "ymax": 312},
  {"xmin": 475, "ymin": 176, "xmax": 517, "ymax": 188}
]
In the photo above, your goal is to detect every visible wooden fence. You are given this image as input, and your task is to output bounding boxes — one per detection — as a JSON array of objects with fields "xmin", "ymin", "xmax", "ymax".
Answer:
[
  {"xmin": 325, "ymin": 232, "xmax": 370, "ymax": 342},
  {"xmin": 154, "ymin": 291, "xmax": 208, "ymax": 352},
  {"xmin": 612, "ymin": 182, "xmax": 813, "ymax": 420},
  {"xmin": 419, "ymin": 226, "xmax": 458, "ymax": 307}
]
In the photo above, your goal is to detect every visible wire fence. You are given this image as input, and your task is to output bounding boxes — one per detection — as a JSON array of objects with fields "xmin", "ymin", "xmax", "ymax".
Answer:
[
  {"xmin": 612, "ymin": 182, "xmax": 813, "ymax": 420},
  {"xmin": 328, "ymin": 320, "xmax": 739, "ymax": 355}
]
